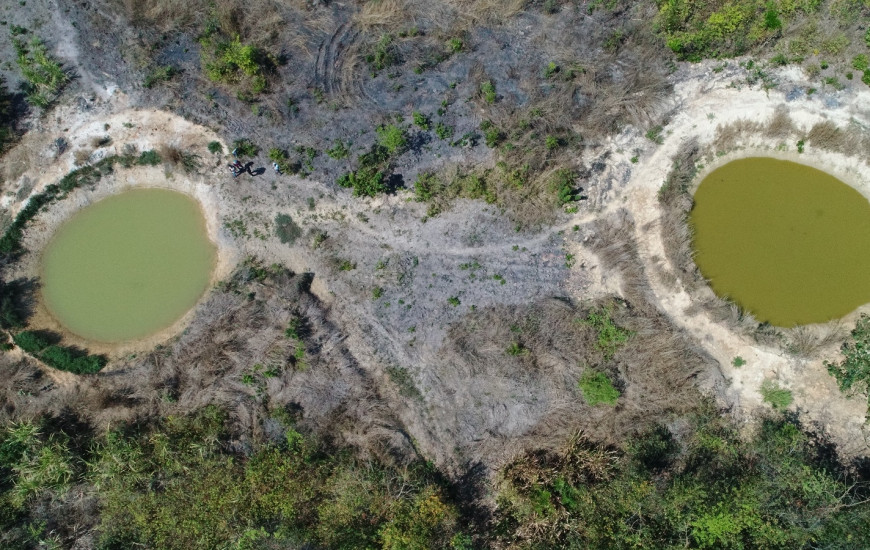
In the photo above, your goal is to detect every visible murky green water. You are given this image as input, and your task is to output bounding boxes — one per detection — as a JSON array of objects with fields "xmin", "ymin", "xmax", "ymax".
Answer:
[
  {"xmin": 689, "ymin": 157, "xmax": 870, "ymax": 326},
  {"xmin": 41, "ymin": 188, "xmax": 216, "ymax": 342}
]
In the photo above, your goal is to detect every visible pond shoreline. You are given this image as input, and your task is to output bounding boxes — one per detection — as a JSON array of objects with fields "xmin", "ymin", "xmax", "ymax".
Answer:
[{"xmin": 11, "ymin": 166, "xmax": 238, "ymax": 358}]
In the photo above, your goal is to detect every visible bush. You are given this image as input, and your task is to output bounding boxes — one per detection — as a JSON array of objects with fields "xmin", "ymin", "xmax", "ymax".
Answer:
[
  {"xmin": 143, "ymin": 65, "xmax": 177, "ymax": 88},
  {"xmin": 645, "ymin": 125, "xmax": 664, "ymax": 144},
  {"xmin": 414, "ymin": 172, "xmax": 441, "ymax": 202},
  {"xmin": 435, "ymin": 122, "xmax": 454, "ymax": 140},
  {"xmin": 137, "ymin": 150, "xmax": 161, "ymax": 166},
  {"xmin": 40, "ymin": 346, "xmax": 105, "ymax": 374},
  {"xmin": 337, "ymin": 165, "xmax": 386, "ymax": 197},
  {"xmin": 412, "ymin": 112, "xmax": 430, "ymax": 131},
  {"xmin": 274, "ymin": 214, "xmax": 302, "ymax": 245},
  {"xmin": 325, "ymin": 139, "xmax": 350, "ymax": 160},
  {"xmin": 376, "ymin": 124, "xmax": 407, "ymax": 155},
  {"xmin": 852, "ymin": 54, "xmax": 869, "ymax": 71},
  {"xmin": 366, "ymin": 34, "xmax": 398, "ymax": 71},
  {"xmin": 13, "ymin": 330, "xmax": 50, "ymax": 354},
  {"xmin": 760, "ymin": 380, "xmax": 793, "ymax": 409},
  {"xmin": 268, "ymin": 147, "xmax": 296, "ymax": 174},
  {"xmin": 13, "ymin": 331, "xmax": 105, "ymax": 374},
  {"xmin": 480, "ymin": 80, "xmax": 496, "ymax": 104},
  {"xmin": 826, "ymin": 314, "xmax": 870, "ymax": 407},
  {"xmin": 232, "ymin": 138, "xmax": 259, "ymax": 157},
  {"xmin": 551, "ymin": 169, "xmax": 579, "ymax": 206},
  {"xmin": 207, "ymin": 141, "xmax": 223, "ymax": 154},
  {"xmin": 580, "ymin": 305, "xmax": 633, "ymax": 359},
  {"xmin": 201, "ymin": 34, "xmax": 274, "ymax": 93},
  {"xmin": 13, "ymin": 35, "xmax": 68, "ymax": 108},
  {"xmin": 480, "ymin": 120, "xmax": 504, "ymax": 148},
  {"xmin": 578, "ymin": 370, "xmax": 620, "ymax": 406},
  {"xmin": 763, "ymin": 3, "xmax": 781, "ymax": 30}
]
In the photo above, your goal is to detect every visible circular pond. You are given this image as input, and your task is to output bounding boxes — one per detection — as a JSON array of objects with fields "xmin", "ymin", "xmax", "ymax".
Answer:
[
  {"xmin": 41, "ymin": 188, "xmax": 216, "ymax": 342},
  {"xmin": 689, "ymin": 157, "xmax": 870, "ymax": 327}
]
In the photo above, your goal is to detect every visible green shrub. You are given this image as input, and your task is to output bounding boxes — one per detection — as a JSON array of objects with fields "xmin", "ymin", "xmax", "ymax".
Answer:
[
  {"xmin": 414, "ymin": 172, "xmax": 441, "ymax": 202},
  {"xmin": 645, "ymin": 125, "xmax": 664, "ymax": 144},
  {"xmin": 763, "ymin": 3, "xmax": 782, "ymax": 30},
  {"xmin": 732, "ymin": 356, "xmax": 746, "ymax": 367},
  {"xmin": 376, "ymin": 124, "xmax": 407, "ymax": 154},
  {"xmin": 137, "ymin": 150, "xmax": 161, "ymax": 166},
  {"xmin": 770, "ymin": 53, "xmax": 789, "ymax": 66},
  {"xmin": 544, "ymin": 61, "xmax": 559, "ymax": 79},
  {"xmin": 13, "ymin": 330, "xmax": 50, "ymax": 354},
  {"xmin": 40, "ymin": 346, "xmax": 105, "ymax": 374},
  {"xmin": 232, "ymin": 138, "xmax": 259, "ymax": 157},
  {"xmin": 480, "ymin": 120, "xmax": 504, "ymax": 148},
  {"xmin": 13, "ymin": 35, "xmax": 68, "ymax": 108},
  {"xmin": 274, "ymin": 214, "xmax": 302, "ymax": 245},
  {"xmin": 143, "ymin": 65, "xmax": 177, "ymax": 88},
  {"xmin": 506, "ymin": 341, "xmax": 528, "ymax": 356},
  {"xmin": 366, "ymin": 34, "xmax": 398, "ymax": 71},
  {"xmin": 202, "ymin": 34, "xmax": 274, "ymax": 93},
  {"xmin": 480, "ymin": 80, "xmax": 496, "ymax": 104},
  {"xmin": 852, "ymin": 54, "xmax": 869, "ymax": 71},
  {"xmin": 372, "ymin": 286, "xmax": 384, "ymax": 299},
  {"xmin": 337, "ymin": 165, "xmax": 386, "ymax": 197},
  {"xmin": 544, "ymin": 135, "xmax": 559, "ymax": 150},
  {"xmin": 760, "ymin": 380, "xmax": 793, "ymax": 409},
  {"xmin": 863, "ymin": 70, "xmax": 870, "ymax": 86},
  {"xmin": 551, "ymin": 169, "xmax": 579, "ymax": 206},
  {"xmin": 826, "ymin": 314, "xmax": 870, "ymax": 407},
  {"xmin": 13, "ymin": 331, "xmax": 105, "ymax": 374},
  {"xmin": 412, "ymin": 112, "xmax": 430, "ymax": 130},
  {"xmin": 447, "ymin": 38, "xmax": 463, "ymax": 52},
  {"xmin": 325, "ymin": 139, "xmax": 350, "ymax": 160},
  {"xmin": 578, "ymin": 370, "xmax": 620, "ymax": 406},
  {"xmin": 447, "ymin": 296, "xmax": 461, "ymax": 307},
  {"xmin": 435, "ymin": 122, "xmax": 454, "ymax": 140},
  {"xmin": 268, "ymin": 147, "xmax": 296, "ymax": 174},
  {"xmin": 207, "ymin": 141, "xmax": 223, "ymax": 154},
  {"xmin": 580, "ymin": 305, "xmax": 633, "ymax": 359}
]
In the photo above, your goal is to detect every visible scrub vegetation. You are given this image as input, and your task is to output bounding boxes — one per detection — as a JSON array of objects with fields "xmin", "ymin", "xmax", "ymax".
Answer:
[
  {"xmin": 12, "ymin": 331, "xmax": 105, "ymax": 374},
  {"xmin": 0, "ymin": 407, "xmax": 465, "ymax": 549},
  {"xmin": 494, "ymin": 410, "xmax": 870, "ymax": 549},
  {"xmin": 11, "ymin": 32, "xmax": 68, "ymax": 108},
  {"xmin": 826, "ymin": 314, "xmax": 870, "ymax": 411}
]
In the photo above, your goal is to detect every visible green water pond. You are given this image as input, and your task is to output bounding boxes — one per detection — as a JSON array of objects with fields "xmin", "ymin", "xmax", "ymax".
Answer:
[
  {"xmin": 689, "ymin": 157, "xmax": 870, "ymax": 327},
  {"xmin": 41, "ymin": 188, "xmax": 216, "ymax": 342}
]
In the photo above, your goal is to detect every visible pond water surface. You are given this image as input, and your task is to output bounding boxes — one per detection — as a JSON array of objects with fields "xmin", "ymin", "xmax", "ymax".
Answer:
[
  {"xmin": 41, "ymin": 188, "xmax": 216, "ymax": 342},
  {"xmin": 689, "ymin": 157, "xmax": 870, "ymax": 327}
]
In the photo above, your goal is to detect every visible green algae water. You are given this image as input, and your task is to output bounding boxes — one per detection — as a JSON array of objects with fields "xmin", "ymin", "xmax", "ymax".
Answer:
[
  {"xmin": 41, "ymin": 188, "xmax": 216, "ymax": 342},
  {"xmin": 689, "ymin": 157, "xmax": 870, "ymax": 327}
]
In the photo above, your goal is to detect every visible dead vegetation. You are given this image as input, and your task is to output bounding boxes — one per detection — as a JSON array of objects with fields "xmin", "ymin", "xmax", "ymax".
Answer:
[
  {"xmin": 421, "ymin": 210, "xmax": 717, "ymax": 468},
  {"xmin": 0, "ymin": 260, "xmax": 414, "ymax": 466}
]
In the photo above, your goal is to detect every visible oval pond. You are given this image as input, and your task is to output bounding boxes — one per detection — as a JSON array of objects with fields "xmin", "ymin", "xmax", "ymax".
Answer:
[
  {"xmin": 41, "ymin": 188, "xmax": 216, "ymax": 342},
  {"xmin": 690, "ymin": 157, "xmax": 870, "ymax": 327}
]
